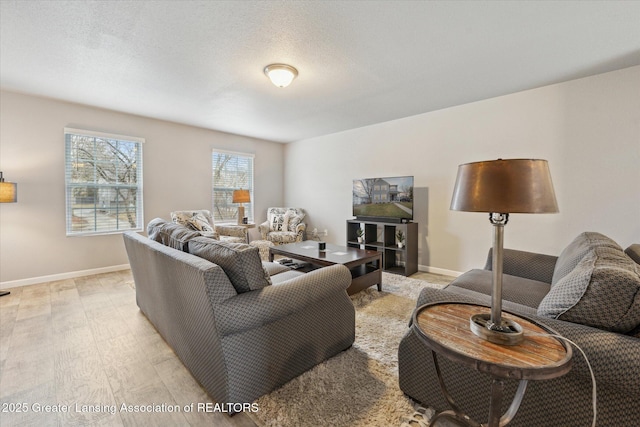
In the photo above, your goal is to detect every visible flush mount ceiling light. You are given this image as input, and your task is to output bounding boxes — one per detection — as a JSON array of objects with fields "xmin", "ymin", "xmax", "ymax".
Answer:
[{"xmin": 264, "ymin": 64, "xmax": 298, "ymax": 88}]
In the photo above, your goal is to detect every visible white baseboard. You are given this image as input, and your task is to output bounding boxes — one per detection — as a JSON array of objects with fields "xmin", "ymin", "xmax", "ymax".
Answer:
[
  {"xmin": 0, "ymin": 264, "xmax": 131, "ymax": 290},
  {"xmin": 418, "ymin": 264, "xmax": 462, "ymax": 278}
]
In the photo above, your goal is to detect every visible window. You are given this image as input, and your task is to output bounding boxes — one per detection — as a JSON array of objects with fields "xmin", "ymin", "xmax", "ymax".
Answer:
[
  {"xmin": 212, "ymin": 150, "xmax": 254, "ymax": 223},
  {"xmin": 65, "ymin": 128, "xmax": 144, "ymax": 236}
]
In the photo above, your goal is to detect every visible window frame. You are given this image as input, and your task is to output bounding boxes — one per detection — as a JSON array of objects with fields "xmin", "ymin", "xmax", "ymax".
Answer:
[
  {"xmin": 211, "ymin": 149, "xmax": 254, "ymax": 225},
  {"xmin": 64, "ymin": 128, "xmax": 144, "ymax": 236}
]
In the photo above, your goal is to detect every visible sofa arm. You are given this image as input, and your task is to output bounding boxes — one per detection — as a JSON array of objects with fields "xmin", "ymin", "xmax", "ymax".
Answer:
[
  {"xmin": 214, "ymin": 264, "xmax": 352, "ymax": 336},
  {"xmin": 484, "ymin": 248, "xmax": 558, "ymax": 284},
  {"xmin": 413, "ymin": 287, "xmax": 640, "ymax": 396}
]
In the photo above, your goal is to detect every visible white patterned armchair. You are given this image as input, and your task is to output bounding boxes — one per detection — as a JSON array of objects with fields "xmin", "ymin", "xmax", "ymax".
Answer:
[
  {"xmin": 258, "ymin": 207, "xmax": 306, "ymax": 245},
  {"xmin": 170, "ymin": 210, "xmax": 247, "ymax": 243}
]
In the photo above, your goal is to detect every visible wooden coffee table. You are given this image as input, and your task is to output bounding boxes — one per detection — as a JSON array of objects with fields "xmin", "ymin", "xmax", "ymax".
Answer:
[{"xmin": 269, "ymin": 241, "xmax": 382, "ymax": 295}]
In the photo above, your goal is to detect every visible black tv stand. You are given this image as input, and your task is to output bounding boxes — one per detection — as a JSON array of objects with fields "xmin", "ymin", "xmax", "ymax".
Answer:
[{"xmin": 346, "ymin": 219, "xmax": 418, "ymax": 276}]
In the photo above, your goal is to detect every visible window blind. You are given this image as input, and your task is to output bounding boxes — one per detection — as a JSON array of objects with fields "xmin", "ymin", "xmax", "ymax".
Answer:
[
  {"xmin": 64, "ymin": 128, "xmax": 144, "ymax": 236},
  {"xmin": 212, "ymin": 150, "xmax": 254, "ymax": 223}
]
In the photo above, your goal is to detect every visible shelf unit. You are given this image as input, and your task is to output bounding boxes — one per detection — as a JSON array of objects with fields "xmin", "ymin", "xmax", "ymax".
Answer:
[{"xmin": 346, "ymin": 219, "xmax": 418, "ymax": 276}]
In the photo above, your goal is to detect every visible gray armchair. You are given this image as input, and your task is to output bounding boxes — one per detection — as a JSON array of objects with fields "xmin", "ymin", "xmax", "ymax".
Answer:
[
  {"xmin": 170, "ymin": 209, "xmax": 247, "ymax": 243},
  {"xmin": 258, "ymin": 207, "xmax": 306, "ymax": 245}
]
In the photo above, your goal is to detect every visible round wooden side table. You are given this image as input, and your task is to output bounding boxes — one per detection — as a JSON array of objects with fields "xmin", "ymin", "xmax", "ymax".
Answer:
[{"xmin": 412, "ymin": 303, "xmax": 572, "ymax": 427}]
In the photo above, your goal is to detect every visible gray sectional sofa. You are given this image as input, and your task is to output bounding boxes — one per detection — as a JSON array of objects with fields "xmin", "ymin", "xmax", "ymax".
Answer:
[
  {"xmin": 399, "ymin": 232, "xmax": 640, "ymax": 426},
  {"xmin": 122, "ymin": 218, "xmax": 355, "ymax": 406}
]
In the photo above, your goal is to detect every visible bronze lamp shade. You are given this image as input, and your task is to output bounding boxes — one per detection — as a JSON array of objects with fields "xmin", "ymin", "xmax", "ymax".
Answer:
[
  {"xmin": 450, "ymin": 159, "xmax": 558, "ymax": 345},
  {"xmin": 451, "ymin": 159, "xmax": 558, "ymax": 214}
]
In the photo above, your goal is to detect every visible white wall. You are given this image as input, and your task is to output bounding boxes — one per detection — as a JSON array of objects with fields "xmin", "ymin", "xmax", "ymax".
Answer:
[
  {"xmin": 0, "ymin": 91, "xmax": 284, "ymax": 285},
  {"xmin": 284, "ymin": 66, "xmax": 640, "ymax": 275}
]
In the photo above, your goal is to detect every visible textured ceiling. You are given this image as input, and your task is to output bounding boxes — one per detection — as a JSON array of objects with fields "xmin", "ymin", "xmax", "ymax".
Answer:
[{"xmin": 1, "ymin": 1, "xmax": 639, "ymax": 143}]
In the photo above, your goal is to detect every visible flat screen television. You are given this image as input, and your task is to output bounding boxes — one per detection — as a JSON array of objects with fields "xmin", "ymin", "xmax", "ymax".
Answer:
[{"xmin": 352, "ymin": 176, "xmax": 414, "ymax": 222}]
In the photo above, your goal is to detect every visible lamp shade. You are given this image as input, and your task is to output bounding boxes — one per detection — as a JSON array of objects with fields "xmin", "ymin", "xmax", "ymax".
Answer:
[
  {"xmin": 0, "ymin": 172, "xmax": 17, "ymax": 203},
  {"xmin": 232, "ymin": 189, "xmax": 251, "ymax": 204},
  {"xmin": 450, "ymin": 159, "xmax": 558, "ymax": 214}
]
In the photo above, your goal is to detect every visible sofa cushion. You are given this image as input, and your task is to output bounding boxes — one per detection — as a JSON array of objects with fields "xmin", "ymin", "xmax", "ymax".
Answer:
[
  {"xmin": 147, "ymin": 218, "xmax": 201, "ymax": 252},
  {"xmin": 552, "ymin": 232, "xmax": 621, "ymax": 286},
  {"xmin": 625, "ymin": 244, "xmax": 640, "ymax": 266},
  {"xmin": 262, "ymin": 261, "xmax": 291, "ymax": 277},
  {"xmin": 538, "ymin": 245, "xmax": 640, "ymax": 333},
  {"xmin": 188, "ymin": 237, "xmax": 271, "ymax": 293},
  {"xmin": 266, "ymin": 231, "xmax": 300, "ymax": 244},
  {"xmin": 270, "ymin": 270, "xmax": 306, "ymax": 285},
  {"xmin": 447, "ymin": 269, "xmax": 551, "ymax": 309}
]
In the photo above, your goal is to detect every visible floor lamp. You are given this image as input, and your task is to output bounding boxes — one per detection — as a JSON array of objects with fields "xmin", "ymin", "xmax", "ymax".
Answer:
[
  {"xmin": 450, "ymin": 159, "xmax": 558, "ymax": 345},
  {"xmin": 1, "ymin": 171, "xmax": 18, "ymax": 297}
]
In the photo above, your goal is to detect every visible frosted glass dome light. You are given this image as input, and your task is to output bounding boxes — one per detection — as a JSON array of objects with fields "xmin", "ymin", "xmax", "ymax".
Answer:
[{"xmin": 264, "ymin": 64, "xmax": 298, "ymax": 88}]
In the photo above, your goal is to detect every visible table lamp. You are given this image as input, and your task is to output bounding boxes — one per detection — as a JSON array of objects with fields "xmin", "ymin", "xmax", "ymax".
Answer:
[
  {"xmin": 0, "ymin": 171, "xmax": 17, "ymax": 296},
  {"xmin": 232, "ymin": 189, "xmax": 250, "ymax": 225},
  {"xmin": 450, "ymin": 159, "xmax": 558, "ymax": 345},
  {"xmin": 0, "ymin": 171, "xmax": 17, "ymax": 203}
]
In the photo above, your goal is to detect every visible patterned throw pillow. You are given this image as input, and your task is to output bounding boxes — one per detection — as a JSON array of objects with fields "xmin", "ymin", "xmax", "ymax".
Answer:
[
  {"xmin": 188, "ymin": 237, "xmax": 271, "ymax": 293},
  {"xmin": 538, "ymin": 246, "xmax": 640, "ymax": 333},
  {"xmin": 282, "ymin": 210, "xmax": 293, "ymax": 231},
  {"xmin": 170, "ymin": 211, "xmax": 194, "ymax": 227},
  {"xmin": 288, "ymin": 213, "xmax": 303, "ymax": 232},
  {"xmin": 269, "ymin": 213, "xmax": 286, "ymax": 231},
  {"xmin": 187, "ymin": 214, "xmax": 215, "ymax": 232}
]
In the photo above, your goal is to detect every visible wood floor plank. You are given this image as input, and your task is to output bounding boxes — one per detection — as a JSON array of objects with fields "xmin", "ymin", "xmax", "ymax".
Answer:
[{"xmin": 0, "ymin": 268, "xmax": 448, "ymax": 426}]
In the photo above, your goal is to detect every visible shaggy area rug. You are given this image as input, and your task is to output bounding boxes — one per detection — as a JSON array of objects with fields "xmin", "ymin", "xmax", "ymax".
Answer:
[{"xmin": 250, "ymin": 273, "xmax": 448, "ymax": 427}]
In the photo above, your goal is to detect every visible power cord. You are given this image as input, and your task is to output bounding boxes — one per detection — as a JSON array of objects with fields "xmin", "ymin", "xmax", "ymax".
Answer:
[{"xmin": 527, "ymin": 332, "xmax": 597, "ymax": 427}]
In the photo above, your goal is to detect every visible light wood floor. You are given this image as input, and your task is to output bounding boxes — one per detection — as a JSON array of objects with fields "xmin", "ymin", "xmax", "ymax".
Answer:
[{"xmin": 0, "ymin": 269, "xmax": 453, "ymax": 426}]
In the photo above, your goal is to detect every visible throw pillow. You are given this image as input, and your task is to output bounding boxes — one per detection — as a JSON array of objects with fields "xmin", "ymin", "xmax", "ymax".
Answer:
[
  {"xmin": 269, "ymin": 213, "xmax": 286, "ymax": 232},
  {"xmin": 551, "ymin": 232, "xmax": 622, "ymax": 286},
  {"xmin": 288, "ymin": 213, "xmax": 303, "ymax": 232},
  {"xmin": 188, "ymin": 237, "xmax": 271, "ymax": 293},
  {"xmin": 187, "ymin": 213, "xmax": 215, "ymax": 232},
  {"xmin": 281, "ymin": 210, "xmax": 292, "ymax": 232},
  {"xmin": 170, "ymin": 211, "xmax": 194, "ymax": 227},
  {"xmin": 538, "ymin": 246, "xmax": 640, "ymax": 333},
  {"xmin": 147, "ymin": 218, "xmax": 201, "ymax": 252}
]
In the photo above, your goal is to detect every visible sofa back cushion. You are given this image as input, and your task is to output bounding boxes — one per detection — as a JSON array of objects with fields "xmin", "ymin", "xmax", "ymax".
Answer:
[
  {"xmin": 551, "ymin": 232, "xmax": 621, "ymax": 286},
  {"xmin": 147, "ymin": 218, "xmax": 201, "ymax": 252},
  {"xmin": 188, "ymin": 237, "xmax": 271, "ymax": 293},
  {"xmin": 625, "ymin": 244, "xmax": 640, "ymax": 266},
  {"xmin": 538, "ymin": 244, "xmax": 640, "ymax": 333}
]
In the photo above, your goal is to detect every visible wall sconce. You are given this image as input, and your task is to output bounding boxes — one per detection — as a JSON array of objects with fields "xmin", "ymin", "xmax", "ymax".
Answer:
[{"xmin": 0, "ymin": 171, "xmax": 17, "ymax": 203}]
